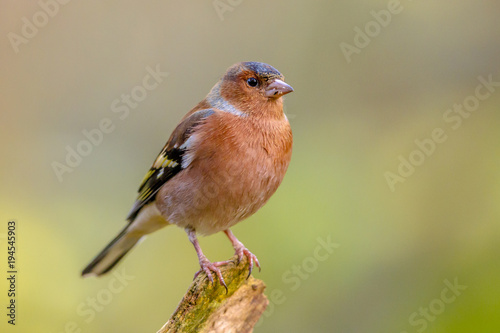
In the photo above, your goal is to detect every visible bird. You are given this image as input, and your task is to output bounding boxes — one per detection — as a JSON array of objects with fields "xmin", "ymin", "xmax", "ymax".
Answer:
[{"xmin": 81, "ymin": 61, "xmax": 294, "ymax": 288}]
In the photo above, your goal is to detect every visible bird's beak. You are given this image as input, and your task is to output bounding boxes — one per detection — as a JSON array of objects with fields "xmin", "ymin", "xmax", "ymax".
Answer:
[{"xmin": 265, "ymin": 79, "xmax": 294, "ymax": 98}]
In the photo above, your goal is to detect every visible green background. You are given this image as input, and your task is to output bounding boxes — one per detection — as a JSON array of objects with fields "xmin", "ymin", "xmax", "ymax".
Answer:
[{"xmin": 1, "ymin": 1, "xmax": 499, "ymax": 332}]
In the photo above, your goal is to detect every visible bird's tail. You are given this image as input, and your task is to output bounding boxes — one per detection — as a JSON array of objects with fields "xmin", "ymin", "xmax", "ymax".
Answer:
[{"xmin": 81, "ymin": 225, "xmax": 143, "ymax": 277}]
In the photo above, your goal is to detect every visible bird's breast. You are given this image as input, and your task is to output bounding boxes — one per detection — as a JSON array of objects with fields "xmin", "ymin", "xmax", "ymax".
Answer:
[{"xmin": 156, "ymin": 113, "xmax": 292, "ymax": 235}]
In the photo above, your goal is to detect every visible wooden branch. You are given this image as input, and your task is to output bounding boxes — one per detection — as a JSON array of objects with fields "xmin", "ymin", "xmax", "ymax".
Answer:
[{"xmin": 157, "ymin": 255, "xmax": 268, "ymax": 333}]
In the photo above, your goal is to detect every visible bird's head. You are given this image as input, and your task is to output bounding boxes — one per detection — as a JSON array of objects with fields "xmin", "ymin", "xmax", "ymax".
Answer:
[{"xmin": 215, "ymin": 62, "xmax": 293, "ymax": 118}]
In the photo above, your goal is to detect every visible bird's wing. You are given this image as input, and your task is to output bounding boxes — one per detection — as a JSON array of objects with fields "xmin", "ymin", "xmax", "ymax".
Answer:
[{"xmin": 126, "ymin": 109, "xmax": 215, "ymax": 220}]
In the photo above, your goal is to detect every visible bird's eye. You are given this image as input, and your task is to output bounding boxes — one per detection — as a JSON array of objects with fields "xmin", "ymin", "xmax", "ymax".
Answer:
[{"xmin": 247, "ymin": 77, "xmax": 258, "ymax": 87}]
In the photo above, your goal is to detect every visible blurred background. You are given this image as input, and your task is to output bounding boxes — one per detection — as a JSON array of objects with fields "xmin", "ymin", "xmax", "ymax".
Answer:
[{"xmin": 1, "ymin": 1, "xmax": 499, "ymax": 332}]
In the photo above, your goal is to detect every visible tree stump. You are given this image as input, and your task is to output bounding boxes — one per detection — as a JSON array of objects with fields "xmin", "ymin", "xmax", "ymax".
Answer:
[{"xmin": 157, "ymin": 255, "xmax": 268, "ymax": 333}]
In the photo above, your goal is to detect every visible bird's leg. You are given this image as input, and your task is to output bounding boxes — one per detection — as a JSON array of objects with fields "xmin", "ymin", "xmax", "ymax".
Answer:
[
  {"xmin": 186, "ymin": 228, "xmax": 227, "ymax": 291},
  {"xmin": 222, "ymin": 229, "xmax": 261, "ymax": 278}
]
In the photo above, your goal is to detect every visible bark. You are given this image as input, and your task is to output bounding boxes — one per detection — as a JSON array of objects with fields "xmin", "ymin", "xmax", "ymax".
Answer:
[{"xmin": 157, "ymin": 255, "xmax": 268, "ymax": 333}]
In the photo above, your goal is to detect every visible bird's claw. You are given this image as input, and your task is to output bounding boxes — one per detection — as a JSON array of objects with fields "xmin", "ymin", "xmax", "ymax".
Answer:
[
  {"xmin": 192, "ymin": 246, "xmax": 260, "ymax": 293},
  {"xmin": 235, "ymin": 247, "xmax": 261, "ymax": 278},
  {"xmin": 194, "ymin": 259, "xmax": 228, "ymax": 293}
]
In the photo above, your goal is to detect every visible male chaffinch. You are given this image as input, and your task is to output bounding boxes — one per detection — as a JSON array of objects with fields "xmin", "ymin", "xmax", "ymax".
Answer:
[{"xmin": 82, "ymin": 62, "xmax": 294, "ymax": 288}]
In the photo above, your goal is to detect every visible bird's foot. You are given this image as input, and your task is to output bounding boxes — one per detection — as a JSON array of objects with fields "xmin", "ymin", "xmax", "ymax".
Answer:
[
  {"xmin": 194, "ymin": 258, "xmax": 228, "ymax": 292},
  {"xmin": 234, "ymin": 245, "xmax": 261, "ymax": 278},
  {"xmin": 223, "ymin": 230, "xmax": 261, "ymax": 278}
]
